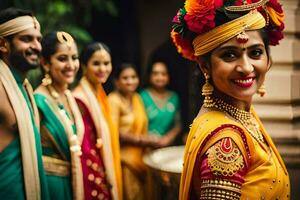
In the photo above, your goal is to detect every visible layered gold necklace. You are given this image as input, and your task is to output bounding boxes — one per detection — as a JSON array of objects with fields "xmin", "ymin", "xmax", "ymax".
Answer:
[{"xmin": 205, "ymin": 97, "xmax": 265, "ymax": 144}]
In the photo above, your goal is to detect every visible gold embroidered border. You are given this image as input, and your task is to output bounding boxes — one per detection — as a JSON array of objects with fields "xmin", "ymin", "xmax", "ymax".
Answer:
[
  {"xmin": 42, "ymin": 155, "xmax": 70, "ymax": 177},
  {"xmin": 207, "ymin": 139, "xmax": 245, "ymax": 176},
  {"xmin": 200, "ymin": 188, "xmax": 240, "ymax": 200},
  {"xmin": 200, "ymin": 179, "xmax": 241, "ymax": 200}
]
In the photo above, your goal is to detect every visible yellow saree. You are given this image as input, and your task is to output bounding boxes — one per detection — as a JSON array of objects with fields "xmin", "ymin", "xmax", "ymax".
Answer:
[
  {"xmin": 180, "ymin": 109, "xmax": 290, "ymax": 200},
  {"xmin": 108, "ymin": 91, "xmax": 148, "ymax": 200},
  {"xmin": 108, "ymin": 91, "xmax": 148, "ymax": 174}
]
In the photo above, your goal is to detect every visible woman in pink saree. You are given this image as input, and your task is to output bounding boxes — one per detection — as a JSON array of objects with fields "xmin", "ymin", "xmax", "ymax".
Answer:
[{"xmin": 73, "ymin": 42, "xmax": 122, "ymax": 200}]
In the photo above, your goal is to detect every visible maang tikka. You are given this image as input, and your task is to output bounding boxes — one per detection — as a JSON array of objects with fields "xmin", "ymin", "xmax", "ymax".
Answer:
[{"xmin": 202, "ymin": 73, "xmax": 214, "ymax": 107}]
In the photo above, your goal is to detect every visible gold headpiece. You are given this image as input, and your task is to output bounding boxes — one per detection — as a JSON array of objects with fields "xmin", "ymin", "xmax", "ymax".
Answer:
[
  {"xmin": 225, "ymin": 0, "xmax": 269, "ymax": 12},
  {"xmin": 0, "ymin": 16, "xmax": 40, "ymax": 37},
  {"xmin": 193, "ymin": 10, "xmax": 265, "ymax": 56},
  {"xmin": 56, "ymin": 31, "xmax": 74, "ymax": 47}
]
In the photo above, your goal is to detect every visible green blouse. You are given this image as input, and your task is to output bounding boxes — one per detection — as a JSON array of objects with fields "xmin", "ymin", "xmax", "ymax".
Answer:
[{"xmin": 140, "ymin": 89, "xmax": 180, "ymax": 136}]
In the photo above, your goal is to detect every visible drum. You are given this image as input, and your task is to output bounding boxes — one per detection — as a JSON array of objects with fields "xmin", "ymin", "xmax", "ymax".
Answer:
[{"xmin": 143, "ymin": 146, "xmax": 185, "ymax": 200}]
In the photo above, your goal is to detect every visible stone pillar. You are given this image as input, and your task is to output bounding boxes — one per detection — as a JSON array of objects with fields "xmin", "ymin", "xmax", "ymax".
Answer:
[{"xmin": 253, "ymin": 0, "xmax": 300, "ymax": 199}]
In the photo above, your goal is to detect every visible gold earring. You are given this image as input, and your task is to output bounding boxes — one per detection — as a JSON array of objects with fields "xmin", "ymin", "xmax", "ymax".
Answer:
[
  {"xmin": 42, "ymin": 73, "xmax": 52, "ymax": 86},
  {"xmin": 257, "ymin": 83, "xmax": 266, "ymax": 97},
  {"xmin": 202, "ymin": 73, "xmax": 214, "ymax": 107}
]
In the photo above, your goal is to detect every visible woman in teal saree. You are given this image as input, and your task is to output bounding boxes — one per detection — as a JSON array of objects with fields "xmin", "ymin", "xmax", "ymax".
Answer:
[
  {"xmin": 140, "ymin": 60, "xmax": 181, "ymax": 146},
  {"xmin": 34, "ymin": 31, "xmax": 84, "ymax": 200}
]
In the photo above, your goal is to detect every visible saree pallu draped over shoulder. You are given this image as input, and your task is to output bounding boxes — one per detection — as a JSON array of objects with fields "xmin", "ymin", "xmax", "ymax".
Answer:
[
  {"xmin": 108, "ymin": 91, "xmax": 148, "ymax": 200},
  {"xmin": 140, "ymin": 89, "xmax": 180, "ymax": 136},
  {"xmin": 34, "ymin": 85, "xmax": 84, "ymax": 200},
  {"xmin": 108, "ymin": 91, "xmax": 148, "ymax": 175},
  {"xmin": 73, "ymin": 77, "xmax": 122, "ymax": 200},
  {"xmin": 0, "ymin": 60, "xmax": 49, "ymax": 200},
  {"xmin": 180, "ymin": 109, "xmax": 290, "ymax": 200}
]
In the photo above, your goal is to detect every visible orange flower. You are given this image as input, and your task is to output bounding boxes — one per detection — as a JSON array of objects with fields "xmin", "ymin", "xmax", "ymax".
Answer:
[{"xmin": 185, "ymin": 0, "xmax": 214, "ymax": 15}]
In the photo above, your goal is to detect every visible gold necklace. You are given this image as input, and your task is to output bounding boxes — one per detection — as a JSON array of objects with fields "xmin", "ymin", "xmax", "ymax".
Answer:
[
  {"xmin": 46, "ymin": 84, "xmax": 83, "ymax": 155},
  {"xmin": 47, "ymin": 84, "xmax": 74, "ymax": 120},
  {"xmin": 46, "ymin": 84, "xmax": 59, "ymax": 101},
  {"xmin": 205, "ymin": 97, "xmax": 265, "ymax": 144},
  {"xmin": 208, "ymin": 98, "xmax": 252, "ymax": 121}
]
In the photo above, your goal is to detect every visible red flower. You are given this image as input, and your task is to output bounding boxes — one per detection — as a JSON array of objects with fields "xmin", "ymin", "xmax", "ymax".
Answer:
[
  {"xmin": 267, "ymin": 28, "xmax": 284, "ymax": 45},
  {"xmin": 234, "ymin": 0, "xmax": 253, "ymax": 6},
  {"xmin": 184, "ymin": 0, "xmax": 216, "ymax": 34},
  {"xmin": 173, "ymin": 14, "xmax": 180, "ymax": 24},
  {"xmin": 214, "ymin": 0, "xmax": 224, "ymax": 9},
  {"xmin": 268, "ymin": 0, "xmax": 283, "ymax": 13},
  {"xmin": 184, "ymin": 10, "xmax": 215, "ymax": 34},
  {"xmin": 262, "ymin": 0, "xmax": 285, "ymax": 45},
  {"xmin": 172, "ymin": 9, "xmax": 182, "ymax": 24},
  {"xmin": 171, "ymin": 30, "xmax": 196, "ymax": 61}
]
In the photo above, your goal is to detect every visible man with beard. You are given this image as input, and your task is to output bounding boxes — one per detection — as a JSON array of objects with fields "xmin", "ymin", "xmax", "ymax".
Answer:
[{"xmin": 0, "ymin": 7, "xmax": 49, "ymax": 200}]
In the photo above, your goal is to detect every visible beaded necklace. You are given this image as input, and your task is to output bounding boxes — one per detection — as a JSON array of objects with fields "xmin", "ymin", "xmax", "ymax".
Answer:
[
  {"xmin": 46, "ymin": 84, "xmax": 84, "ymax": 154},
  {"xmin": 205, "ymin": 97, "xmax": 265, "ymax": 144}
]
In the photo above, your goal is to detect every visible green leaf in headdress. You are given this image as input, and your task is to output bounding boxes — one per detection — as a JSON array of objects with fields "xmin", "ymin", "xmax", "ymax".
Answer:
[{"xmin": 172, "ymin": 7, "xmax": 189, "ymax": 37}]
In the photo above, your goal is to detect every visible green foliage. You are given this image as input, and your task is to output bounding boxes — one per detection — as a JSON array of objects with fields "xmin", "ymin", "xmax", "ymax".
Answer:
[
  {"xmin": 8, "ymin": 0, "xmax": 118, "ymax": 88},
  {"xmin": 10, "ymin": 0, "xmax": 118, "ymax": 49}
]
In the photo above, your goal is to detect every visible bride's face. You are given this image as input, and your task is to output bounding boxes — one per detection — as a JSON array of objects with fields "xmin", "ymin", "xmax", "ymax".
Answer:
[{"xmin": 207, "ymin": 30, "xmax": 270, "ymax": 104}]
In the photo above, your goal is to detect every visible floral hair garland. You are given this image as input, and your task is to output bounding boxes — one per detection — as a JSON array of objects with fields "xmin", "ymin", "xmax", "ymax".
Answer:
[{"xmin": 171, "ymin": 0, "xmax": 285, "ymax": 61}]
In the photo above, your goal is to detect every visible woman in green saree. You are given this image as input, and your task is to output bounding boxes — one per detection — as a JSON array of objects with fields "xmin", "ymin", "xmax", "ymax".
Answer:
[
  {"xmin": 34, "ymin": 31, "xmax": 84, "ymax": 200},
  {"xmin": 140, "ymin": 60, "xmax": 181, "ymax": 147}
]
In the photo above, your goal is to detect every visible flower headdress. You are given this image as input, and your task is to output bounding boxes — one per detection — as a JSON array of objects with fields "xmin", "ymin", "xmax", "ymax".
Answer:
[{"xmin": 171, "ymin": 0, "xmax": 284, "ymax": 61}]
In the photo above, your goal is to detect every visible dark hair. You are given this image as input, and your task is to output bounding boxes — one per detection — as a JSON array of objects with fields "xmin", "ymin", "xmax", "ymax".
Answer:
[
  {"xmin": 80, "ymin": 42, "xmax": 111, "ymax": 66},
  {"xmin": 41, "ymin": 31, "xmax": 77, "ymax": 62},
  {"xmin": 113, "ymin": 62, "xmax": 138, "ymax": 79},
  {"xmin": 144, "ymin": 59, "xmax": 170, "ymax": 87},
  {"xmin": 41, "ymin": 32, "xmax": 60, "ymax": 64},
  {"xmin": 0, "ymin": 7, "xmax": 33, "ymax": 24},
  {"xmin": 41, "ymin": 31, "xmax": 77, "ymax": 75},
  {"xmin": 146, "ymin": 59, "xmax": 169, "ymax": 77},
  {"xmin": 258, "ymin": 28, "xmax": 270, "ymax": 57}
]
